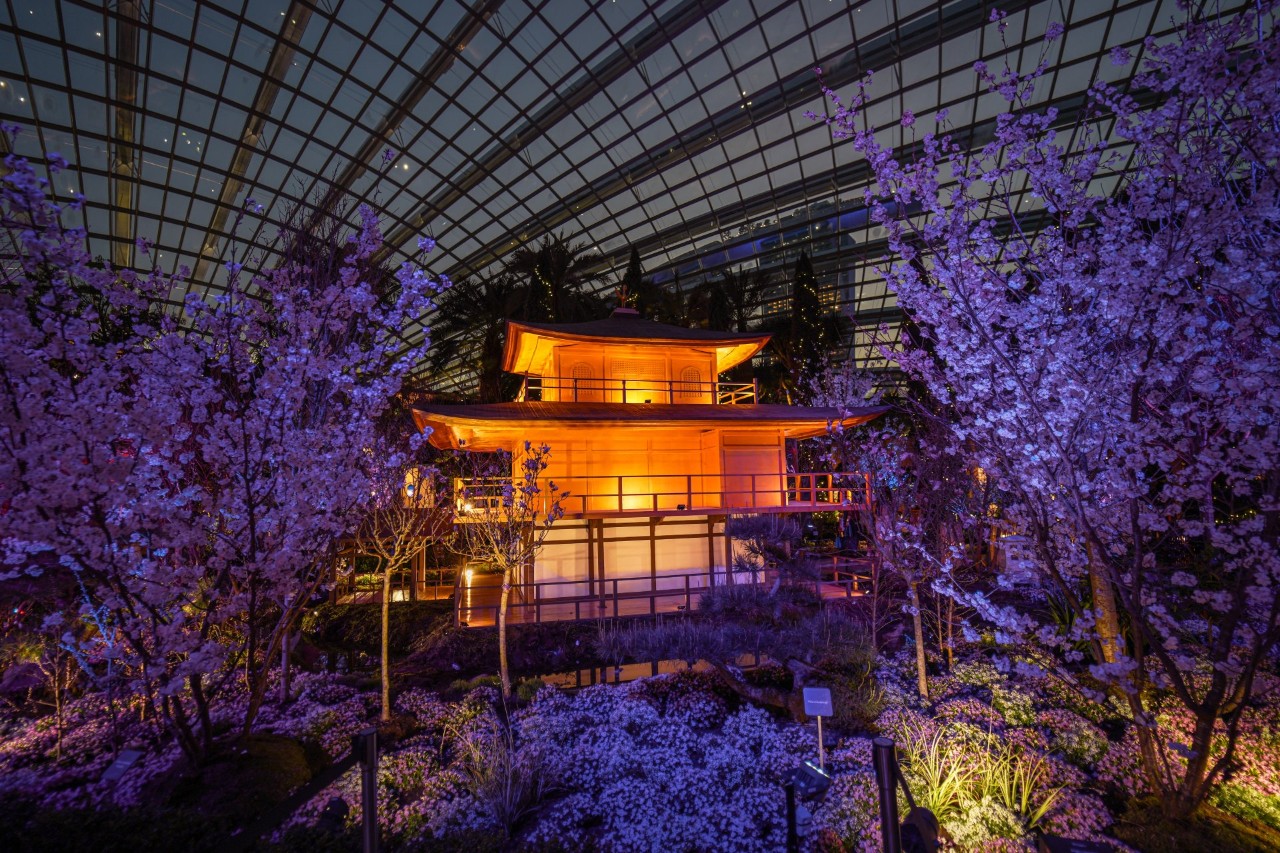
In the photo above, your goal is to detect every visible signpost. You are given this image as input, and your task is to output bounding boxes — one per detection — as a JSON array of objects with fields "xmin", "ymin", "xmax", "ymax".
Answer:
[
  {"xmin": 352, "ymin": 727, "xmax": 379, "ymax": 853},
  {"xmin": 802, "ymin": 686, "xmax": 833, "ymax": 770},
  {"xmin": 783, "ymin": 687, "xmax": 835, "ymax": 853}
]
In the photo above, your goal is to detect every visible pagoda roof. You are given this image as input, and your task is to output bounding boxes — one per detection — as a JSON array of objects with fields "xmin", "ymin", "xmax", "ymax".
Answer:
[
  {"xmin": 412, "ymin": 401, "xmax": 888, "ymax": 451},
  {"xmin": 503, "ymin": 308, "xmax": 771, "ymax": 375}
]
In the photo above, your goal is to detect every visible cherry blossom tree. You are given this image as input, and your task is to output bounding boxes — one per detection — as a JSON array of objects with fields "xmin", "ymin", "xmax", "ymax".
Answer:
[
  {"xmin": 816, "ymin": 4, "xmax": 1280, "ymax": 816},
  {"xmin": 809, "ymin": 363, "xmax": 995, "ymax": 696},
  {"xmin": 351, "ymin": 424, "xmax": 445, "ymax": 721},
  {"xmin": 1, "ymin": 133, "xmax": 173, "ymax": 745},
  {"xmin": 1, "ymin": 133, "xmax": 443, "ymax": 759},
  {"xmin": 450, "ymin": 443, "xmax": 565, "ymax": 698}
]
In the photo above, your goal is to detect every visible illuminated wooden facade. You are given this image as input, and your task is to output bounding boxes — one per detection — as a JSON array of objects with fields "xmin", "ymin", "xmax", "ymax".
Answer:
[{"xmin": 413, "ymin": 308, "xmax": 885, "ymax": 609}]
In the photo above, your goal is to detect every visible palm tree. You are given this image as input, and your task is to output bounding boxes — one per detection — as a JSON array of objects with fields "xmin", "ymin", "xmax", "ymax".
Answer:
[
  {"xmin": 505, "ymin": 233, "xmax": 611, "ymax": 323},
  {"xmin": 708, "ymin": 266, "xmax": 771, "ymax": 333},
  {"xmin": 427, "ymin": 273, "xmax": 527, "ymax": 402}
]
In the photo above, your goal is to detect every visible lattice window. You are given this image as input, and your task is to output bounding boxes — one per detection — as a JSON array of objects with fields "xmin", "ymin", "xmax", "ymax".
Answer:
[
  {"xmin": 678, "ymin": 366, "xmax": 702, "ymax": 399},
  {"xmin": 610, "ymin": 358, "xmax": 664, "ymax": 402},
  {"xmin": 570, "ymin": 362, "xmax": 597, "ymax": 401}
]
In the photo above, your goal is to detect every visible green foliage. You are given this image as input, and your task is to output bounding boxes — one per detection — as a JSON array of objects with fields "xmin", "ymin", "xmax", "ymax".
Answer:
[
  {"xmin": 991, "ymin": 685, "xmax": 1037, "ymax": 727},
  {"xmin": 743, "ymin": 662, "xmax": 793, "ymax": 692},
  {"xmin": 976, "ymin": 744, "xmax": 1062, "ymax": 830},
  {"xmin": 950, "ymin": 659, "xmax": 1003, "ymax": 690},
  {"xmin": 302, "ymin": 600, "xmax": 453, "ymax": 656},
  {"xmin": 449, "ymin": 674, "xmax": 502, "ymax": 694},
  {"xmin": 945, "ymin": 796, "xmax": 1027, "ymax": 850},
  {"xmin": 1211, "ymin": 783, "xmax": 1280, "ymax": 832},
  {"xmin": 894, "ymin": 724, "xmax": 1061, "ymax": 842},
  {"xmin": 634, "ymin": 668, "xmax": 736, "ymax": 714},
  {"xmin": 515, "ymin": 677, "xmax": 548, "ymax": 703},
  {"xmin": 726, "ymin": 515, "xmax": 802, "ymax": 574},
  {"xmin": 1047, "ymin": 710, "xmax": 1109, "ymax": 769},
  {"xmin": 698, "ymin": 582, "xmax": 777, "ymax": 619},
  {"xmin": 611, "ymin": 616, "xmax": 723, "ymax": 666},
  {"xmin": 458, "ymin": 725, "xmax": 554, "ymax": 839},
  {"xmin": 169, "ymin": 734, "xmax": 324, "ymax": 824},
  {"xmin": 789, "ymin": 250, "xmax": 830, "ymax": 375},
  {"xmin": 1113, "ymin": 798, "xmax": 1280, "ymax": 853},
  {"xmin": 897, "ymin": 725, "xmax": 975, "ymax": 823},
  {"xmin": 593, "ymin": 619, "xmax": 632, "ymax": 667},
  {"xmin": 404, "ymin": 619, "xmax": 600, "ymax": 690},
  {"xmin": 814, "ymin": 640, "xmax": 884, "ymax": 732},
  {"xmin": 698, "ymin": 580, "xmax": 821, "ymax": 627}
]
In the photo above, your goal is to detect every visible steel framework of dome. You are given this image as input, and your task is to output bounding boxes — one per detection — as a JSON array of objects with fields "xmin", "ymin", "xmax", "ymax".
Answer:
[{"xmin": 1, "ymin": 0, "xmax": 1184, "ymax": 388}]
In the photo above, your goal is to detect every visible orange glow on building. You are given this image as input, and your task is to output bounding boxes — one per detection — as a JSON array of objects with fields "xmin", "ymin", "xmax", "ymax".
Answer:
[{"xmin": 414, "ymin": 308, "xmax": 885, "ymax": 608}]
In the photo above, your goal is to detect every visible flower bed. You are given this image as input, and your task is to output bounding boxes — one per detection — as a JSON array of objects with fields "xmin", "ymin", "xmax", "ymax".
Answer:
[{"xmin": 5, "ymin": 650, "xmax": 1280, "ymax": 851}]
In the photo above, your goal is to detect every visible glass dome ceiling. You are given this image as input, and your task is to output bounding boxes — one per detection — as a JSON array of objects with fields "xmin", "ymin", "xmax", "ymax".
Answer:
[{"xmin": 0, "ymin": 0, "xmax": 1183, "ymax": 384}]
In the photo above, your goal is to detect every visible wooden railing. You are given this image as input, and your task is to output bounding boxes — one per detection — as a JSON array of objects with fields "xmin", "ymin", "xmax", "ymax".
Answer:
[
  {"xmin": 453, "ymin": 471, "xmax": 872, "ymax": 518},
  {"xmin": 333, "ymin": 566, "xmax": 457, "ymax": 603},
  {"xmin": 518, "ymin": 375, "xmax": 758, "ymax": 405},
  {"xmin": 456, "ymin": 570, "xmax": 712, "ymax": 625},
  {"xmin": 453, "ymin": 563, "xmax": 873, "ymax": 626}
]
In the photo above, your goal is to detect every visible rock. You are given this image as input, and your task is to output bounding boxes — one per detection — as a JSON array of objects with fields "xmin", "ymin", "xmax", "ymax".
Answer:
[{"xmin": 0, "ymin": 662, "xmax": 43, "ymax": 696}]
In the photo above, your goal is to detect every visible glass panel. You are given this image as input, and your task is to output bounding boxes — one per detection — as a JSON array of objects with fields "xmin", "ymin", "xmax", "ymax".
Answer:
[{"xmin": 192, "ymin": 5, "xmax": 238, "ymax": 58}]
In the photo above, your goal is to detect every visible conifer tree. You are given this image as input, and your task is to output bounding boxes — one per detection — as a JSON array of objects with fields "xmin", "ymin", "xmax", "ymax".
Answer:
[{"xmin": 790, "ymin": 251, "xmax": 828, "ymax": 375}]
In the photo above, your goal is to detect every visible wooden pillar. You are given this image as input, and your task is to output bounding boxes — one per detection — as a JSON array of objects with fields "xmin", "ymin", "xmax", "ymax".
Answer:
[
  {"xmin": 586, "ymin": 519, "xmax": 596, "ymax": 598},
  {"xmin": 650, "ymin": 518, "xmax": 658, "ymax": 615},
  {"xmin": 595, "ymin": 519, "xmax": 606, "ymax": 601},
  {"xmin": 724, "ymin": 519, "xmax": 734, "ymax": 584},
  {"xmin": 707, "ymin": 516, "xmax": 717, "ymax": 586},
  {"xmin": 411, "ymin": 545, "xmax": 425, "ymax": 601}
]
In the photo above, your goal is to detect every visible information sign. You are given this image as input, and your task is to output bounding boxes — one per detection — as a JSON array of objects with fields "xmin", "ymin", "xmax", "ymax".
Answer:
[
  {"xmin": 101, "ymin": 748, "xmax": 144, "ymax": 783},
  {"xmin": 803, "ymin": 686, "xmax": 833, "ymax": 717}
]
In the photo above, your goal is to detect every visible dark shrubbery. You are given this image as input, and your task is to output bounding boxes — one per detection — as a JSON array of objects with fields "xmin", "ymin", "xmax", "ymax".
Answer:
[
  {"xmin": 0, "ymin": 797, "xmax": 226, "ymax": 853},
  {"xmin": 1113, "ymin": 798, "xmax": 1280, "ymax": 853},
  {"xmin": 167, "ymin": 734, "xmax": 327, "ymax": 823},
  {"xmin": 812, "ymin": 641, "xmax": 884, "ymax": 733},
  {"xmin": 303, "ymin": 600, "xmax": 453, "ymax": 657}
]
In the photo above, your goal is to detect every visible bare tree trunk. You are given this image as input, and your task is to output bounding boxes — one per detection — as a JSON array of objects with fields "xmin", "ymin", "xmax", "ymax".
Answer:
[
  {"xmin": 870, "ymin": 556, "xmax": 884, "ymax": 643},
  {"xmin": 280, "ymin": 633, "xmax": 290, "ymax": 705},
  {"xmin": 1171, "ymin": 713, "xmax": 1219, "ymax": 818},
  {"xmin": 1087, "ymin": 542, "xmax": 1122, "ymax": 664},
  {"xmin": 280, "ymin": 595, "xmax": 293, "ymax": 706},
  {"xmin": 381, "ymin": 561, "xmax": 392, "ymax": 721},
  {"xmin": 244, "ymin": 599, "xmax": 307, "ymax": 736},
  {"xmin": 933, "ymin": 591, "xmax": 943, "ymax": 664},
  {"xmin": 52, "ymin": 654, "xmax": 66, "ymax": 761},
  {"xmin": 499, "ymin": 566, "xmax": 513, "ymax": 698},
  {"xmin": 910, "ymin": 581, "xmax": 929, "ymax": 699},
  {"xmin": 945, "ymin": 597, "xmax": 955, "ymax": 670}
]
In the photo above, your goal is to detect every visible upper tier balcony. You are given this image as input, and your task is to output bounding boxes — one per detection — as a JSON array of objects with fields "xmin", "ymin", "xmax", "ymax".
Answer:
[
  {"xmin": 516, "ymin": 375, "xmax": 758, "ymax": 405},
  {"xmin": 453, "ymin": 471, "xmax": 870, "ymax": 520}
]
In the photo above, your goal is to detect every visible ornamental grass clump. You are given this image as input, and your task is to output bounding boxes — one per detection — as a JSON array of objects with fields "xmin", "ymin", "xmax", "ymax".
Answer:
[
  {"xmin": 457, "ymin": 723, "xmax": 555, "ymax": 840},
  {"xmin": 896, "ymin": 724, "xmax": 975, "ymax": 824},
  {"xmin": 891, "ymin": 722, "xmax": 1064, "ymax": 846},
  {"xmin": 977, "ymin": 742, "xmax": 1063, "ymax": 831}
]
